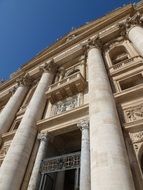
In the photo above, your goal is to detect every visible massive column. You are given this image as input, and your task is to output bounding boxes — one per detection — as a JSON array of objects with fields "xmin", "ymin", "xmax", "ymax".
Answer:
[
  {"xmin": 0, "ymin": 61, "xmax": 56, "ymax": 190},
  {"xmin": 77, "ymin": 119, "xmax": 90, "ymax": 190},
  {"xmin": 119, "ymin": 13, "xmax": 143, "ymax": 57},
  {"xmin": 87, "ymin": 38, "xmax": 135, "ymax": 190},
  {"xmin": 27, "ymin": 133, "xmax": 49, "ymax": 190},
  {"xmin": 0, "ymin": 75, "xmax": 29, "ymax": 133},
  {"xmin": 128, "ymin": 25, "xmax": 143, "ymax": 57}
]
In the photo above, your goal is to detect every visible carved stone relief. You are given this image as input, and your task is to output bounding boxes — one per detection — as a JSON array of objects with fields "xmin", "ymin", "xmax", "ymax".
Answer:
[
  {"xmin": 130, "ymin": 131, "xmax": 143, "ymax": 144},
  {"xmin": 0, "ymin": 144, "xmax": 10, "ymax": 160},
  {"xmin": 52, "ymin": 95, "xmax": 79, "ymax": 115},
  {"xmin": 124, "ymin": 104, "xmax": 143, "ymax": 123}
]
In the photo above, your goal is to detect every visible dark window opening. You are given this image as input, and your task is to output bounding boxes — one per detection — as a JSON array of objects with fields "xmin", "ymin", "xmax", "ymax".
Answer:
[
  {"xmin": 120, "ymin": 74, "xmax": 143, "ymax": 90},
  {"xmin": 109, "ymin": 46, "xmax": 129, "ymax": 65}
]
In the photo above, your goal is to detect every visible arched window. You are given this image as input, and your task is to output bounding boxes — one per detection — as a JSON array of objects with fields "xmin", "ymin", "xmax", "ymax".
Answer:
[{"xmin": 109, "ymin": 46, "xmax": 129, "ymax": 65}]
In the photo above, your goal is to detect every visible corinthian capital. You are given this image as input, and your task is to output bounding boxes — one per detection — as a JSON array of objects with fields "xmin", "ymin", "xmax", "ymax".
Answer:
[
  {"xmin": 77, "ymin": 119, "xmax": 89, "ymax": 130},
  {"xmin": 9, "ymin": 86, "xmax": 17, "ymax": 95},
  {"xmin": 16, "ymin": 73, "xmax": 32, "ymax": 87},
  {"xmin": 118, "ymin": 11, "xmax": 143, "ymax": 35},
  {"xmin": 82, "ymin": 35, "xmax": 102, "ymax": 55},
  {"xmin": 39, "ymin": 59, "xmax": 58, "ymax": 74},
  {"xmin": 38, "ymin": 132, "xmax": 49, "ymax": 142}
]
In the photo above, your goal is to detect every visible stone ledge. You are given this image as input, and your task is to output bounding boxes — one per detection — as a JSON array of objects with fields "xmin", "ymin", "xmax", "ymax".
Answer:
[
  {"xmin": 114, "ymin": 84, "xmax": 143, "ymax": 103},
  {"xmin": 37, "ymin": 104, "xmax": 88, "ymax": 135}
]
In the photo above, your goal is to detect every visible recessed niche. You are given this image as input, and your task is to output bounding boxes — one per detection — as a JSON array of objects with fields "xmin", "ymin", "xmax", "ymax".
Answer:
[{"xmin": 120, "ymin": 74, "xmax": 143, "ymax": 90}]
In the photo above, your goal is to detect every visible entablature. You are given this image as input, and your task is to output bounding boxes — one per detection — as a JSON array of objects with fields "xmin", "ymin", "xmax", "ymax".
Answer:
[
  {"xmin": 1, "ymin": 4, "xmax": 143, "ymax": 95},
  {"xmin": 37, "ymin": 104, "xmax": 88, "ymax": 135}
]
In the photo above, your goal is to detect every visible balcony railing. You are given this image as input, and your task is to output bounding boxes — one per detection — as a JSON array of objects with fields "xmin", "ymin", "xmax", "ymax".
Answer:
[
  {"xmin": 46, "ymin": 72, "xmax": 87, "ymax": 103},
  {"xmin": 110, "ymin": 56, "xmax": 143, "ymax": 74},
  {"xmin": 41, "ymin": 151, "xmax": 80, "ymax": 174}
]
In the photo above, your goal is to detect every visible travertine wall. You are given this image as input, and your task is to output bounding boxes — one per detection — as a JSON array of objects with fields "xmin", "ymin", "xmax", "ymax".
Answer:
[{"xmin": 0, "ymin": 2, "xmax": 143, "ymax": 190}]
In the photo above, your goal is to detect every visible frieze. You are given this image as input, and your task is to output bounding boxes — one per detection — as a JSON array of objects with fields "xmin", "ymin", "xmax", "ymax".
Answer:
[
  {"xmin": 124, "ymin": 104, "xmax": 143, "ymax": 123},
  {"xmin": 53, "ymin": 95, "xmax": 79, "ymax": 115},
  {"xmin": 41, "ymin": 152, "xmax": 80, "ymax": 174},
  {"xmin": 130, "ymin": 131, "xmax": 143, "ymax": 143}
]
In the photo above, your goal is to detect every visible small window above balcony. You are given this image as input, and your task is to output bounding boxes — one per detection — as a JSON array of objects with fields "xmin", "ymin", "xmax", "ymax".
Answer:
[
  {"xmin": 46, "ymin": 72, "xmax": 87, "ymax": 103},
  {"xmin": 120, "ymin": 74, "xmax": 143, "ymax": 91},
  {"xmin": 109, "ymin": 46, "xmax": 129, "ymax": 65}
]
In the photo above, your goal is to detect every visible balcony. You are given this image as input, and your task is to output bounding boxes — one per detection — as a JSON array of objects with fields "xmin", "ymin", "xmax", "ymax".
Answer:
[
  {"xmin": 46, "ymin": 72, "xmax": 87, "ymax": 103},
  {"xmin": 109, "ymin": 56, "xmax": 143, "ymax": 76},
  {"xmin": 114, "ymin": 83, "xmax": 143, "ymax": 103}
]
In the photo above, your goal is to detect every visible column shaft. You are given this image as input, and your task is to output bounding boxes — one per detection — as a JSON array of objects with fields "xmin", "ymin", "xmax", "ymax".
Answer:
[
  {"xmin": 27, "ymin": 133, "xmax": 48, "ymax": 190},
  {"xmin": 128, "ymin": 25, "xmax": 143, "ymax": 57},
  {"xmin": 88, "ymin": 47, "xmax": 135, "ymax": 190},
  {"xmin": 0, "ymin": 71, "xmax": 54, "ymax": 190},
  {"xmin": 0, "ymin": 85, "xmax": 28, "ymax": 133},
  {"xmin": 78, "ymin": 120, "xmax": 90, "ymax": 190}
]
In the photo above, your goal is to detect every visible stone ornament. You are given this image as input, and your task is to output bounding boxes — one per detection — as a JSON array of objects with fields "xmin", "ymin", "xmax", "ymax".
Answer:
[
  {"xmin": 130, "ymin": 131, "xmax": 143, "ymax": 144},
  {"xmin": 132, "ymin": 142, "xmax": 143, "ymax": 155},
  {"xmin": 66, "ymin": 34, "xmax": 77, "ymax": 42},
  {"xmin": 118, "ymin": 11, "xmax": 143, "ymax": 34},
  {"xmin": 0, "ymin": 144, "xmax": 10, "ymax": 159},
  {"xmin": 39, "ymin": 59, "xmax": 58, "ymax": 74},
  {"xmin": 124, "ymin": 104, "xmax": 143, "ymax": 123},
  {"xmin": 9, "ymin": 86, "xmax": 17, "ymax": 95},
  {"xmin": 38, "ymin": 132, "xmax": 49, "ymax": 142},
  {"xmin": 16, "ymin": 73, "xmax": 32, "ymax": 87},
  {"xmin": 82, "ymin": 35, "xmax": 102, "ymax": 55},
  {"xmin": 53, "ymin": 95, "xmax": 79, "ymax": 115},
  {"xmin": 77, "ymin": 119, "xmax": 89, "ymax": 130},
  {"xmin": 41, "ymin": 152, "xmax": 80, "ymax": 174},
  {"xmin": 58, "ymin": 67, "xmax": 65, "ymax": 77}
]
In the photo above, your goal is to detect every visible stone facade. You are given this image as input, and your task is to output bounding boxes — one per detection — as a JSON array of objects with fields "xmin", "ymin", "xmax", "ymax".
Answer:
[{"xmin": 0, "ymin": 2, "xmax": 143, "ymax": 190}]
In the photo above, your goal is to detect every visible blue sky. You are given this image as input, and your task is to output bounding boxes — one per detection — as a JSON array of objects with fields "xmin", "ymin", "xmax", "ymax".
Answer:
[{"xmin": 0, "ymin": 0, "xmax": 140, "ymax": 79}]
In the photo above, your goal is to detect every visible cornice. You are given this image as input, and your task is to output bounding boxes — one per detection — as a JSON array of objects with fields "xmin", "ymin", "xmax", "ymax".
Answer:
[
  {"xmin": 37, "ymin": 104, "xmax": 89, "ymax": 133},
  {"xmin": 20, "ymin": 5, "xmax": 133, "ymax": 71},
  {"xmin": 0, "ymin": 4, "xmax": 141, "ymax": 91}
]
